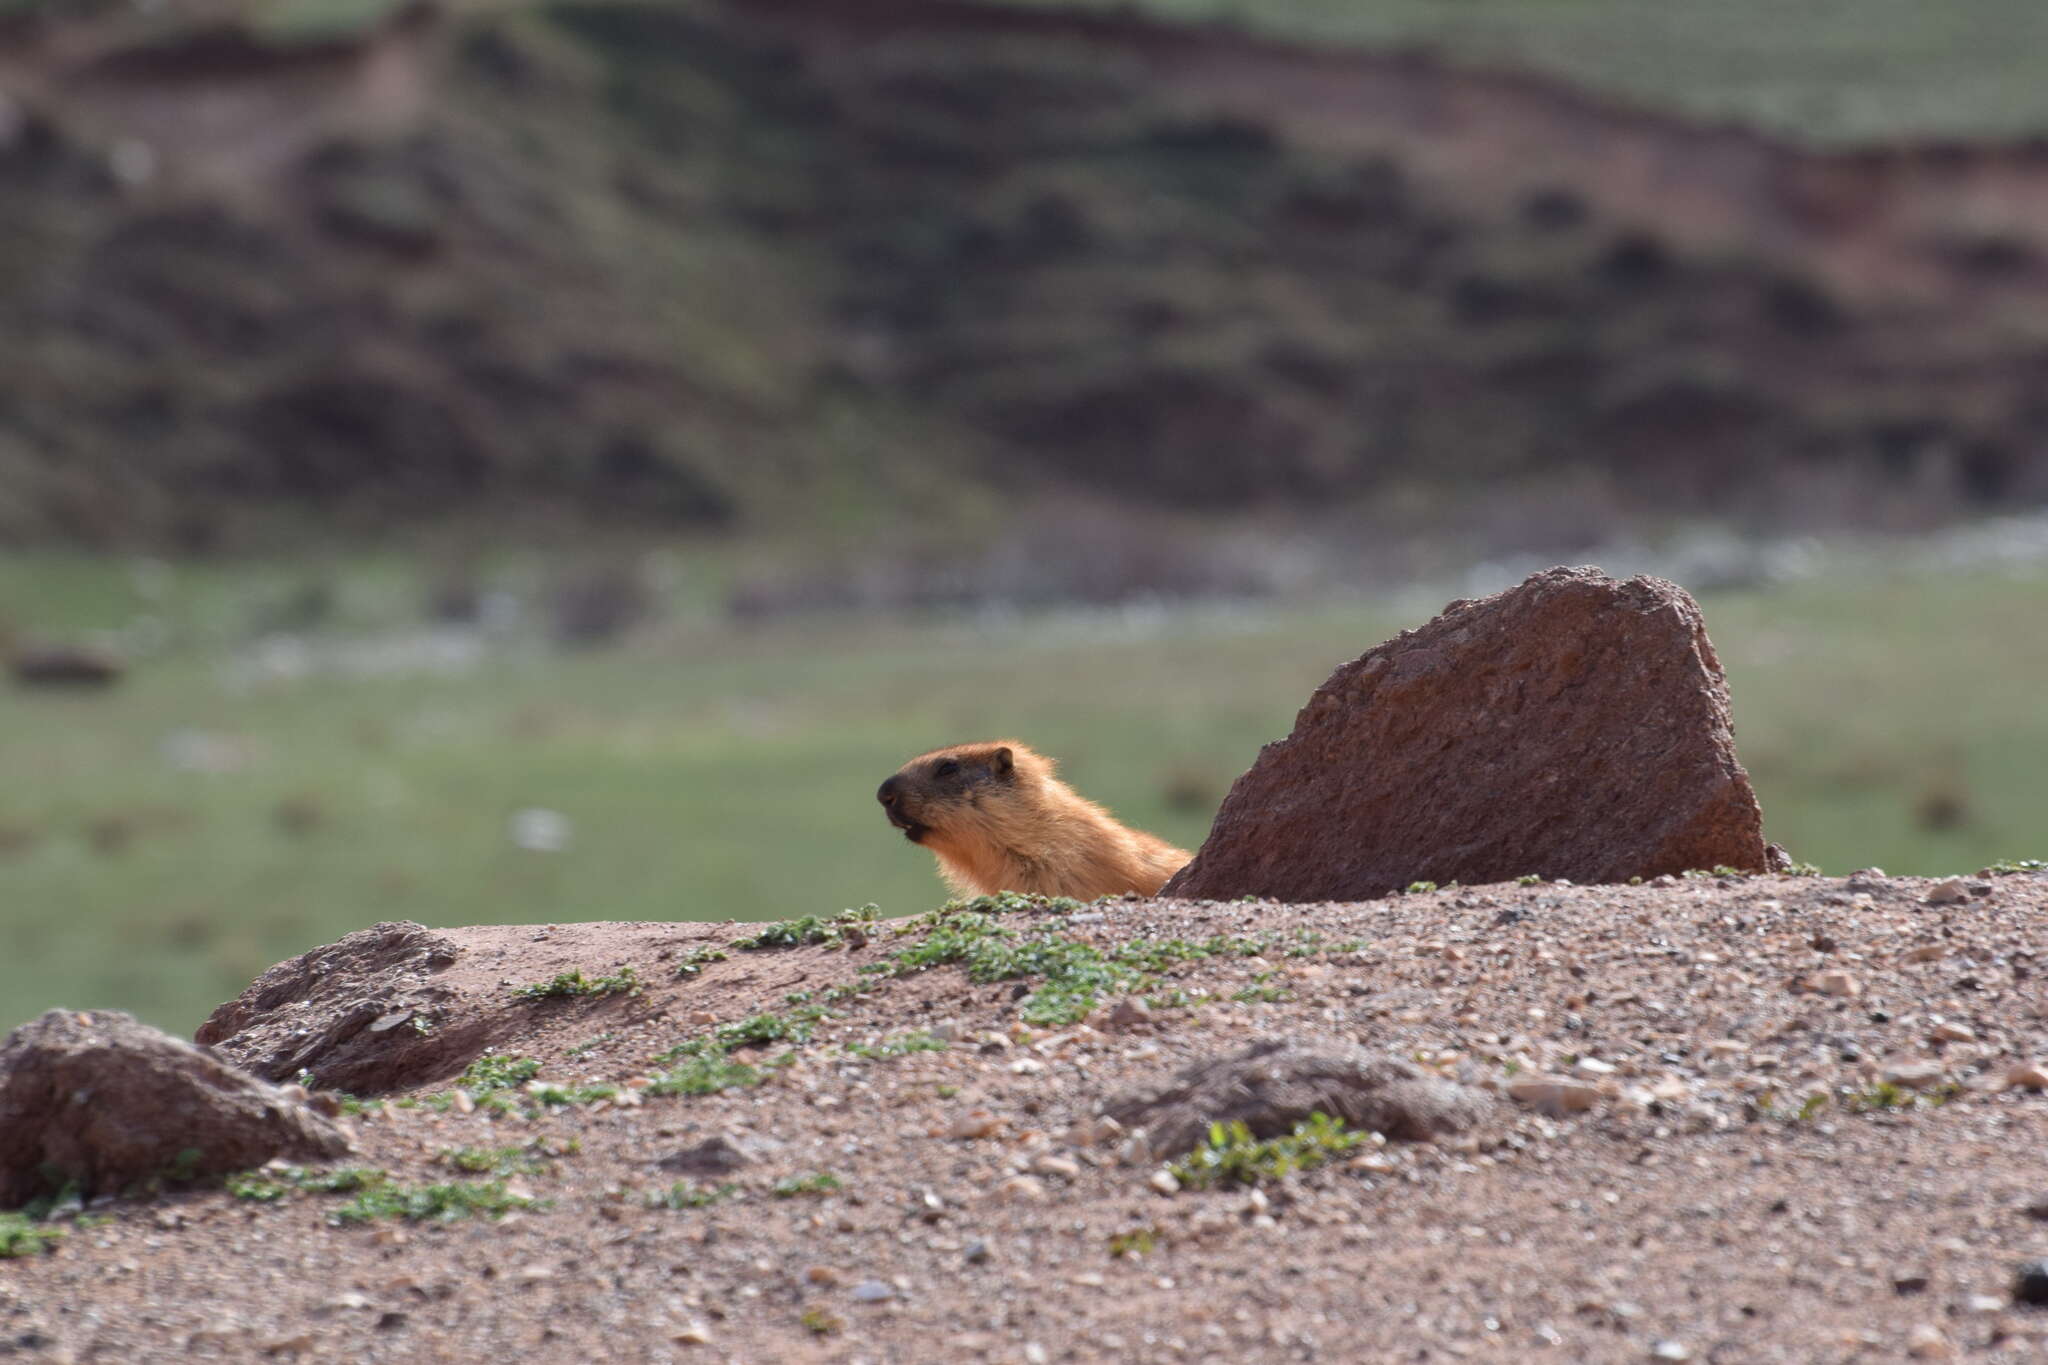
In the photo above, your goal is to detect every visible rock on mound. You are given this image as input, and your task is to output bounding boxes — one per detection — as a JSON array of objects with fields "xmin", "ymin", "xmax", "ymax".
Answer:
[
  {"xmin": 0, "ymin": 1010, "xmax": 349, "ymax": 1206},
  {"xmin": 1105, "ymin": 1039, "xmax": 1492, "ymax": 1160},
  {"xmin": 197, "ymin": 921, "xmax": 485, "ymax": 1095},
  {"xmin": 1164, "ymin": 566, "xmax": 1769, "ymax": 901}
]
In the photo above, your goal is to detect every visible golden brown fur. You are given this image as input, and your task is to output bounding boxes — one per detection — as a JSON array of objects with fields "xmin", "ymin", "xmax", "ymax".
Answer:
[{"xmin": 877, "ymin": 740, "xmax": 1189, "ymax": 900}]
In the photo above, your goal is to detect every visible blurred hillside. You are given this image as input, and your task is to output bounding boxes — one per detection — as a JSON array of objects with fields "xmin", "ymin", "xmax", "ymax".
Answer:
[{"xmin": 5, "ymin": 0, "xmax": 2048, "ymax": 553}]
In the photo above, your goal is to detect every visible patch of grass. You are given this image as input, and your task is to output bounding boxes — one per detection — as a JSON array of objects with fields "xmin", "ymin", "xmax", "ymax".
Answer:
[
  {"xmin": 1985, "ymin": 858, "xmax": 2047, "ymax": 874},
  {"xmin": 770, "ymin": 1171, "xmax": 843, "ymax": 1199},
  {"xmin": 1843, "ymin": 1081, "xmax": 1960, "ymax": 1113},
  {"xmin": 672, "ymin": 946, "xmax": 729, "ymax": 978},
  {"xmin": 459, "ymin": 1054, "xmax": 544, "ymax": 1094},
  {"xmin": 437, "ymin": 1141, "xmax": 565, "ymax": 1176},
  {"xmin": 842, "ymin": 1029, "xmax": 946, "ymax": 1060},
  {"xmin": 0, "ymin": 1214, "xmax": 64, "ymax": 1259},
  {"xmin": 1516, "ymin": 874, "xmax": 1543, "ymax": 886},
  {"xmin": 1404, "ymin": 880, "xmax": 1438, "ymax": 894},
  {"xmin": 1107, "ymin": 1227, "xmax": 1160, "ymax": 1258},
  {"xmin": 1230, "ymin": 981, "xmax": 1290, "ymax": 1004},
  {"xmin": 733, "ymin": 905, "xmax": 878, "ymax": 951},
  {"xmin": 642, "ymin": 1052, "xmax": 767, "ymax": 1098},
  {"xmin": 510, "ymin": 966, "xmax": 641, "ymax": 1001},
  {"xmin": 800, "ymin": 1307, "xmax": 844, "ymax": 1336},
  {"xmin": 646, "ymin": 1181, "xmax": 739, "ymax": 1210},
  {"xmin": 1167, "ymin": 1113, "xmax": 1365, "ymax": 1190},
  {"xmin": 332, "ymin": 1178, "xmax": 538, "ymax": 1224},
  {"xmin": 227, "ymin": 1165, "xmax": 393, "ymax": 1202}
]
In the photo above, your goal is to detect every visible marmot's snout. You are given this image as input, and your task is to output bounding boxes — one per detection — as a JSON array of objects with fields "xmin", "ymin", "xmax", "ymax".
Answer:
[{"xmin": 876, "ymin": 774, "xmax": 925, "ymax": 842}]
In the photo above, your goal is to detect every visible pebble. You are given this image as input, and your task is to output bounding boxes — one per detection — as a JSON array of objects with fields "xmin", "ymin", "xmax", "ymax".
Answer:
[
  {"xmin": 1931, "ymin": 1023, "xmax": 1976, "ymax": 1044},
  {"xmin": 2014, "ymin": 1260, "xmax": 2048, "ymax": 1306},
  {"xmin": 945, "ymin": 1110, "xmax": 1005, "ymax": 1140},
  {"xmin": 672, "ymin": 1322, "xmax": 713, "ymax": 1345},
  {"xmin": 2007, "ymin": 1062, "xmax": 2048, "ymax": 1091},
  {"xmin": 1809, "ymin": 970, "xmax": 1862, "ymax": 997},
  {"xmin": 995, "ymin": 1175, "xmax": 1048, "ymax": 1203},
  {"xmin": 1506, "ymin": 1077, "xmax": 1603, "ymax": 1116},
  {"xmin": 850, "ymin": 1280, "xmax": 894, "ymax": 1303},
  {"xmin": 805, "ymin": 1266, "xmax": 841, "ymax": 1286},
  {"xmin": 1906, "ymin": 1323, "xmax": 1955, "ymax": 1359},
  {"xmin": 1881, "ymin": 1059, "xmax": 1948, "ymax": 1090},
  {"xmin": 1032, "ymin": 1154, "xmax": 1082, "ymax": 1180},
  {"xmin": 1148, "ymin": 1169, "xmax": 1182, "ymax": 1196},
  {"xmin": 1925, "ymin": 877, "xmax": 1970, "ymax": 906},
  {"xmin": 1107, "ymin": 999, "xmax": 1153, "ymax": 1030},
  {"xmin": 1649, "ymin": 1340, "xmax": 1691, "ymax": 1361},
  {"xmin": 963, "ymin": 1238, "xmax": 993, "ymax": 1265}
]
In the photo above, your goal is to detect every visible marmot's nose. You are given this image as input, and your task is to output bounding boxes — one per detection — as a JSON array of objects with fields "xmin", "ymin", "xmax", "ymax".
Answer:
[{"xmin": 877, "ymin": 776, "xmax": 902, "ymax": 807}]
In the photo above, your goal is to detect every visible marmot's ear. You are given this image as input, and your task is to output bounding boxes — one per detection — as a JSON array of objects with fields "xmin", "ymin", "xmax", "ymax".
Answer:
[{"xmin": 992, "ymin": 746, "xmax": 1013, "ymax": 774}]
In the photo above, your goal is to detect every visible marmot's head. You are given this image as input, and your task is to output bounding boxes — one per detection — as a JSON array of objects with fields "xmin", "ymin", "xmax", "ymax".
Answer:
[{"xmin": 877, "ymin": 740, "xmax": 1043, "ymax": 845}]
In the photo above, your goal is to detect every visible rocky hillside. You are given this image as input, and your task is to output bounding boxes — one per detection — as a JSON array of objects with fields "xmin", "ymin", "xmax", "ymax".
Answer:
[
  {"xmin": 4, "ymin": 871, "xmax": 2048, "ymax": 1360},
  {"xmin": 5, "ymin": 0, "xmax": 2048, "ymax": 547}
]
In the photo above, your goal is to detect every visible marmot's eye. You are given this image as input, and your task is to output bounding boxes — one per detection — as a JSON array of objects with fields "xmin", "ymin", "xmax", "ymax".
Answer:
[{"xmin": 933, "ymin": 759, "xmax": 961, "ymax": 779}]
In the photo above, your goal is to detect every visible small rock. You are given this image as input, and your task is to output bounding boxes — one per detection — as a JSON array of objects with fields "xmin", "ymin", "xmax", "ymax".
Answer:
[
  {"xmin": 672, "ymin": 1321, "xmax": 713, "ymax": 1345},
  {"xmin": 1649, "ymin": 1341, "xmax": 1691, "ymax": 1361},
  {"xmin": 659, "ymin": 1135, "xmax": 754, "ymax": 1176},
  {"xmin": 1506, "ymin": 1077, "xmax": 1603, "ymax": 1117},
  {"xmin": 2006, "ymin": 1063, "xmax": 2048, "ymax": 1091},
  {"xmin": 1932, "ymin": 1023, "xmax": 1976, "ymax": 1045},
  {"xmin": 945, "ymin": 1110, "xmax": 1005, "ymax": 1140},
  {"xmin": 1031, "ymin": 1154, "xmax": 1082, "ymax": 1180},
  {"xmin": 995, "ymin": 1175, "xmax": 1048, "ymax": 1203},
  {"xmin": 1148, "ymin": 1169, "xmax": 1181, "ymax": 1196},
  {"xmin": 1807, "ymin": 970, "xmax": 1861, "ymax": 998},
  {"xmin": 805, "ymin": 1266, "xmax": 841, "ymax": 1287},
  {"xmin": 1892, "ymin": 1273, "xmax": 1930, "ymax": 1296},
  {"xmin": 963, "ymin": 1238, "xmax": 993, "ymax": 1265},
  {"xmin": 1906, "ymin": 1323, "xmax": 1954, "ymax": 1359},
  {"xmin": 1881, "ymin": 1059, "xmax": 1948, "ymax": 1091},
  {"xmin": 2023, "ymin": 1196, "xmax": 2048, "ymax": 1223},
  {"xmin": 1925, "ymin": 877, "xmax": 1970, "ymax": 906},
  {"xmin": 2015, "ymin": 1260, "xmax": 2048, "ymax": 1306},
  {"xmin": 1107, "ymin": 999, "xmax": 1153, "ymax": 1031},
  {"xmin": 850, "ymin": 1280, "xmax": 894, "ymax": 1304}
]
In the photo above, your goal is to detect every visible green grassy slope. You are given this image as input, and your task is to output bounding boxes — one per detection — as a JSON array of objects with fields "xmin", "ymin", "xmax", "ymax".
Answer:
[
  {"xmin": 2, "ymin": 554, "xmax": 2042, "ymax": 1034},
  {"xmin": 995, "ymin": 0, "xmax": 2048, "ymax": 145}
]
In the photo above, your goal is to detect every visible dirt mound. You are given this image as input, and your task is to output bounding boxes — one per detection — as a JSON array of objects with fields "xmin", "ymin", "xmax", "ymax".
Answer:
[
  {"xmin": 5, "ymin": 874, "xmax": 2048, "ymax": 1358},
  {"xmin": 1165, "ymin": 566, "xmax": 1769, "ymax": 901},
  {"xmin": 1105, "ymin": 1038, "xmax": 1493, "ymax": 1158},
  {"xmin": 0, "ymin": 1009, "xmax": 349, "ymax": 1206},
  {"xmin": 196, "ymin": 919, "xmax": 761, "ymax": 1094}
]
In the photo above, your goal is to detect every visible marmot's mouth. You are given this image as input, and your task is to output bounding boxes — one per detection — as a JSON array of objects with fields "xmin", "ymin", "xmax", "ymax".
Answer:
[{"xmin": 884, "ymin": 808, "xmax": 928, "ymax": 843}]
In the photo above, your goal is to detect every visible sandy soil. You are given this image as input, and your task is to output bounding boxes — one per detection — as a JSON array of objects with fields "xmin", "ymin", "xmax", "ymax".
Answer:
[{"xmin": 6, "ymin": 869, "xmax": 2048, "ymax": 1363}]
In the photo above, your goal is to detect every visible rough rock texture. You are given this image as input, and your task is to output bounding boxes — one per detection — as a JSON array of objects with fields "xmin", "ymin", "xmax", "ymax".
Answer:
[
  {"xmin": 1163, "ymin": 566, "xmax": 1769, "ymax": 901},
  {"xmin": 196, "ymin": 921, "xmax": 484, "ymax": 1095},
  {"xmin": 0, "ymin": 1010, "xmax": 349, "ymax": 1206},
  {"xmin": 1104, "ymin": 1039, "xmax": 1493, "ymax": 1159}
]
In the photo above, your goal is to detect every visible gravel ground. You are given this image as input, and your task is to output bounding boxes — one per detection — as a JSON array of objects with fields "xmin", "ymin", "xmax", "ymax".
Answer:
[{"xmin": 6, "ymin": 869, "xmax": 2048, "ymax": 1364}]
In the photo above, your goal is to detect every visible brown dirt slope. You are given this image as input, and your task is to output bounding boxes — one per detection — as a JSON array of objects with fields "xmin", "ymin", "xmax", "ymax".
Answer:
[
  {"xmin": 6, "ymin": 870, "xmax": 2048, "ymax": 1362},
  {"xmin": 7, "ymin": 0, "xmax": 2048, "ymax": 545}
]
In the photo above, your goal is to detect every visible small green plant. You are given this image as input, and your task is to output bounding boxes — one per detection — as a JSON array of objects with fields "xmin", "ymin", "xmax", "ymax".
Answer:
[
  {"xmin": 800, "ymin": 1307, "xmax": 844, "ymax": 1336},
  {"xmin": 771, "ymin": 1171, "xmax": 842, "ymax": 1199},
  {"xmin": 1404, "ymin": 880, "xmax": 1438, "ymax": 894},
  {"xmin": 842, "ymin": 1030, "xmax": 946, "ymax": 1059},
  {"xmin": 510, "ymin": 966, "xmax": 640, "ymax": 1001},
  {"xmin": 566, "ymin": 1032, "xmax": 616, "ymax": 1060},
  {"xmin": 672, "ymin": 946, "xmax": 729, "ymax": 978},
  {"xmin": 1107, "ymin": 1227, "xmax": 1159, "ymax": 1258},
  {"xmin": 1167, "ymin": 1113, "xmax": 1364, "ymax": 1190},
  {"xmin": 1516, "ymin": 874, "xmax": 1542, "ymax": 886},
  {"xmin": 643, "ymin": 1052, "xmax": 765, "ymax": 1098},
  {"xmin": 734, "ymin": 905, "xmax": 878, "ymax": 951},
  {"xmin": 332, "ymin": 1178, "xmax": 537, "ymax": 1224},
  {"xmin": 1230, "ymin": 983, "xmax": 1290, "ymax": 1004},
  {"xmin": 228, "ymin": 1165, "xmax": 391, "ymax": 1201},
  {"xmin": 459, "ymin": 1054, "xmax": 543, "ymax": 1094},
  {"xmin": 646, "ymin": 1181, "xmax": 738, "ymax": 1210},
  {"xmin": 1843, "ymin": 1081, "xmax": 1959, "ymax": 1113},
  {"xmin": 0, "ymin": 1213, "xmax": 64, "ymax": 1259},
  {"xmin": 438, "ymin": 1142, "xmax": 553, "ymax": 1176},
  {"xmin": 1985, "ymin": 858, "xmax": 2047, "ymax": 874}
]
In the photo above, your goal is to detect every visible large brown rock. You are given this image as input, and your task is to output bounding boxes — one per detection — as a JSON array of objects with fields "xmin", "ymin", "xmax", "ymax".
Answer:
[
  {"xmin": 1163, "ymin": 566, "xmax": 1769, "ymax": 900},
  {"xmin": 1103, "ymin": 1039, "xmax": 1493, "ymax": 1159},
  {"xmin": 0, "ymin": 1010, "xmax": 350, "ymax": 1206},
  {"xmin": 196, "ymin": 921, "xmax": 490, "ymax": 1095}
]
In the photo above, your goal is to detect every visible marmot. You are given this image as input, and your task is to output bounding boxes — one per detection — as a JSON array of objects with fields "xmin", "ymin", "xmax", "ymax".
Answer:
[{"xmin": 877, "ymin": 740, "xmax": 1190, "ymax": 900}]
